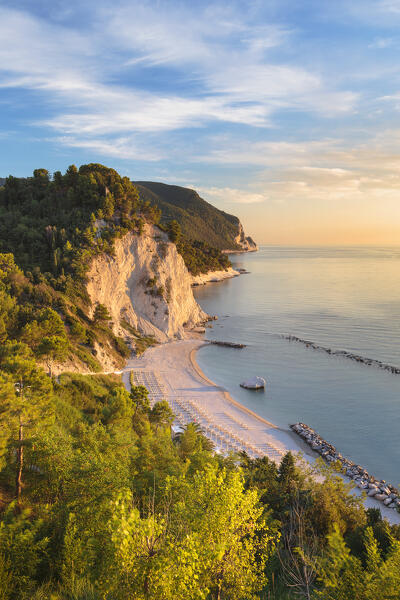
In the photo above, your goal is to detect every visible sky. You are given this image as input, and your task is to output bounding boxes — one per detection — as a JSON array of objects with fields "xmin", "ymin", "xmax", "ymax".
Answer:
[{"xmin": 1, "ymin": 0, "xmax": 400, "ymax": 244}]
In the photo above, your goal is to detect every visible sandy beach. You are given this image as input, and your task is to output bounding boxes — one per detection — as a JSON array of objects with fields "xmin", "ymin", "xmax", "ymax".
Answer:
[
  {"xmin": 122, "ymin": 337, "xmax": 400, "ymax": 524},
  {"xmin": 123, "ymin": 337, "xmax": 302, "ymax": 460}
]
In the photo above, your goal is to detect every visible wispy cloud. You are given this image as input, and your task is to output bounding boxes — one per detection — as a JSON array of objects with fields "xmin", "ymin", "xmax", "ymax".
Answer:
[
  {"xmin": 0, "ymin": 2, "xmax": 358, "ymax": 158},
  {"xmin": 55, "ymin": 135, "xmax": 162, "ymax": 161},
  {"xmin": 197, "ymin": 186, "xmax": 268, "ymax": 205},
  {"xmin": 196, "ymin": 129, "xmax": 400, "ymax": 221},
  {"xmin": 368, "ymin": 37, "xmax": 395, "ymax": 48},
  {"xmin": 380, "ymin": 0, "xmax": 400, "ymax": 13}
]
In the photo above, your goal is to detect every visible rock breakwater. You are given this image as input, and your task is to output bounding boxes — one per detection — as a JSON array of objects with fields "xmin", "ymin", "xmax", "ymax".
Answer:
[
  {"xmin": 291, "ymin": 423, "xmax": 400, "ymax": 511},
  {"xmin": 210, "ymin": 341, "xmax": 246, "ymax": 349},
  {"xmin": 281, "ymin": 334, "xmax": 400, "ymax": 375}
]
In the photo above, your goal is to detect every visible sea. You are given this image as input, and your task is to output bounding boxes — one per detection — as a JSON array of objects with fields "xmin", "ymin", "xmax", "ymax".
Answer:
[{"xmin": 193, "ymin": 246, "xmax": 400, "ymax": 485}]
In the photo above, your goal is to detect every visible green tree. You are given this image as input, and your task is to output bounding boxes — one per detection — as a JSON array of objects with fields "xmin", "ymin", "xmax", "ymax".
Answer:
[
  {"xmin": 37, "ymin": 335, "xmax": 69, "ymax": 377},
  {"xmin": 0, "ymin": 553, "xmax": 12, "ymax": 600},
  {"xmin": 313, "ymin": 524, "xmax": 400, "ymax": 599},
  {"xmin": 174, "ymin": 422, "xmax": 214, "ymax": 460},
  {"xmin": 167, "ymin": 220, "xmax": 181, "ymax": 244},
  {"xmin": 93, "ymin": 303, "xmax": 111, "ymax": 323},
  {"xmin": 0, "ymin": 288, "xmax": 15, "ymax": 344},
  {"xmin": 313, "ymin": 525, "xmax": 364, "ymax": 599},
  {"xmin": 0, "ymin": 505, "xmax": 49, "ymax": 598},
  {"xmin": 0, "ymin": 345, "xmax": 53, "ymax": 502},
  {"xmin": 130, "ymin": 384, "xmax": 150, "ymax": 418},
  {"xmin": 149, "ymin": 400, "xmax": 174, "ymax": 430},
  {"xmin": 33, "ymin": 168, "xmax": 49, "ymax": 181},
  {"xmin": 105, "ymin": 466, "xmax": 277, "ymax": 600}
]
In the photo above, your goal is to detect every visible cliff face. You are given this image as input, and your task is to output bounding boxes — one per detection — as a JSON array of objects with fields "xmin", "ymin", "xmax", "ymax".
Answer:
[
  {"xmin": 86, "ymin": 225, "xmax": 208, "ymax": 350},
  {"xmin": 235, "ymin": 222, "xmax": 258, "ymax": 252}
]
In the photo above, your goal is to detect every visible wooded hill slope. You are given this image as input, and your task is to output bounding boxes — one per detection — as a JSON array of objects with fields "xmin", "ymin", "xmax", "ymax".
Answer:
[
  {"xmin": 135, "ymin": 181, "xmax": 245, "ymax": 250},
  {"xmin": 0, "ymin": 165, "xmax": 230, "ymax": 373}
]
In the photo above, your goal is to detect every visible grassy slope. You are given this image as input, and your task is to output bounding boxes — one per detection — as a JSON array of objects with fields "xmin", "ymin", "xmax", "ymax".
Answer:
[{"xmin": 135, "ymin": 181, "xmax": 241, "ymax": 250}]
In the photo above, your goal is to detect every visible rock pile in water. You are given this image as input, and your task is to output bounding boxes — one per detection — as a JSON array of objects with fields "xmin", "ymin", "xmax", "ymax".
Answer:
[
  {"xmin": 240, "ymin": 376, "xmax": 266, "ymax": 390},
  {"xmin": 282, "ymin": 335, "xmax": 400, "ymax": 375},
  {"xmin": 291, "ymin": 422, "xmax": 400, "ymax": 511},
  {"xmin": 210, "ymin": 341, "xmax": 246, "ymax": 349}
]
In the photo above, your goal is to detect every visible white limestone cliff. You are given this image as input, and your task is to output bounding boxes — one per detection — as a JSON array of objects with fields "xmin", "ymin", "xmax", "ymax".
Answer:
[
  {"xmin": 234, "ymin": 222, "xmax": 258, "ymax": 252},
  {"xmin": 191, "ymin": 267, "xmax": 240, "ymax": 286},
  {"xmin": 86, "ymin": 224, "xmax": 208, "ymax": 349}
]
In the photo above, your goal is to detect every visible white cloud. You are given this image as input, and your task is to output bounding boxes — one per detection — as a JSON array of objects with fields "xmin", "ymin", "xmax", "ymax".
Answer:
[
  {"xmin": 368, "ymin": 37, "xmax": 395, "ymax": 48},
  {"xmin": 55, "ymin": 135, "xmax": 162, "ymax": 161},
  {"xmin": 0, "ymin": 2, "xmax": 358, "ymax": 158},
  {"xmin": 197, "ymin": 186, "xmax": 268, "ymax": 204},
  {"xmin": 195, "ymin": 129, "xmax": 400, "ymax": 218},
  {"xmin": 380, "ymin": 0, "xmax": 400, "ymax": 13},
  {"xmin": 205, "ymin": 139, "xmax": 340, "ymax": 167}
]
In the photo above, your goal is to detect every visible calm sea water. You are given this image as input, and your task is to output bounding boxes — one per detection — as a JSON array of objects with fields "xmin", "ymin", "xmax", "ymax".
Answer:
[{"xmin": 193, "ymin": 247, "xmax": 400, "ymax": 485}]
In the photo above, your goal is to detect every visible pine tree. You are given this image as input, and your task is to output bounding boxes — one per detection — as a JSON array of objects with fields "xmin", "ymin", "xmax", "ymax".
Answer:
[{"xmin": 0, "ymin": 346, "xmax": 52, "ymax": 503}]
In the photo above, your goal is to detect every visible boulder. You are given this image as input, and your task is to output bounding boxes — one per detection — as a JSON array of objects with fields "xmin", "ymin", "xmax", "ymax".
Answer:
[
  {"xmin": 374, "ymin": 494, "xmax": 388, "ymax": 501},
  {"xmin": 240, "ymin": 376, "xmax": 266, "ymax": 390}
]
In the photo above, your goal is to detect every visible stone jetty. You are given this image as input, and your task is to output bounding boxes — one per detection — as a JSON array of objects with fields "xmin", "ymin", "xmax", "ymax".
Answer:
[
  {"xmin": 210, "ymin": 341, "xmax": 246, "ymax": 349},
  {"xmin": 290, "ymin": 422, "xmax": 400, "ymax": 511},
  {"xmin": 282, "ymin": 334, "xmax": 400, "ymax": 375}
]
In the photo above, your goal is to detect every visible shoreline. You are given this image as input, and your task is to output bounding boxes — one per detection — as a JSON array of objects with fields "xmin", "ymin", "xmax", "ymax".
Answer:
[
  {"xmin": 189, "ymin": 339, "xmax": 400, "ymax": 524},
  {"xmin": 190, "ymin": 344, "xmax": 321, "ymax": 464},
  {"xmin": 124, "ymin": 337, "xmax": 301, "ymax": 462},
  {"xmin": 122, "ymin": 336, "xmax": 400, "ymax": 524},
  {"xmin": 189, "ymin": 345, "xmax": 279, "ymax": 431}
]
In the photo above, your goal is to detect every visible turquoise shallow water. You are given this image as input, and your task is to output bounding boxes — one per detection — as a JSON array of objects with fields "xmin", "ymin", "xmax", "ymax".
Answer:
[{"xmin": 193, "ymin": 247, "xmax": 400, "ymax": 485}]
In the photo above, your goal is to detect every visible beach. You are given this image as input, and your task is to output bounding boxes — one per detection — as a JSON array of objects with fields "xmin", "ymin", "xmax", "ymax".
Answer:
[
  {"xmin": 122, "ymin": 336, "xmax": 400, "ymax": 524},
  {"xmin": 123, "ymin": 337, "xmax": 301, "ymax": 460}
]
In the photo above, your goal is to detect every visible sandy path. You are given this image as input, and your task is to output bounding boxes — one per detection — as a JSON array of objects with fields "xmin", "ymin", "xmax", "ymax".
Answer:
[{"xmin": 122, "ymin": 337, "xmax": 400, "ymax": 525}]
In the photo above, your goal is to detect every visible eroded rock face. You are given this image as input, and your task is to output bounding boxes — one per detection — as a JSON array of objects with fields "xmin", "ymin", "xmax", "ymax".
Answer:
[
  {"xmin": 87, "ymin": 224, "xmax": 208, "ymax": 344},
  {"xmin": 235, "ymin": 222, "xmax": 258, "ymax": 252}
]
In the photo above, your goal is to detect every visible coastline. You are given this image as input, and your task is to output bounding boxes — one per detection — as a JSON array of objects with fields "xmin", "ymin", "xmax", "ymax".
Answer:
[
  {"xmin": 123, "ymin": 337, "xmax": 301, "ymax": 462},
  {"xmin": 122, "ymin": 336, "xmax": 400, "ymax": 525},
  {"xmin": 189, "ymin": 345, "xmax": 279, "ymax": 430}
]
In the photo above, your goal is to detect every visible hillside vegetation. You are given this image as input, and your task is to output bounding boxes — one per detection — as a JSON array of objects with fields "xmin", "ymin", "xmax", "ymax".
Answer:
[
  {"xmin": 0, "ymin": 337, "xmax": 400, "ymax": 599},
  {"xmin": 0, "ymin": 165, "xmax": 230, "ymax": 372},
  {"xmin": 1, "ymin": 166, "xmax": 399, "ymax": 599},
  {"xmin": 135, "ymin": 181, "xmax": 242, "ymax": 250}
]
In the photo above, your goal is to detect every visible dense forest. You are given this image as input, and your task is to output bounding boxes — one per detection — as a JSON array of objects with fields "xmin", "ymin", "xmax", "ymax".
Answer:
[
  {"xmin": 1, "ymin": 335, "xmax": 400, "ymax": 599},
  {"xmin": 0, "ymin": 165, "xmax": 231, "ymax": 280},
  {"xmin": 0, "ymin": 166, "xmax": 400, "ymax": 598}
]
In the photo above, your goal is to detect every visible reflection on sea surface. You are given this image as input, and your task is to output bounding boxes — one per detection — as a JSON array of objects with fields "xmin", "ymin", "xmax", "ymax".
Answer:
[{"xmin": 194, "ymin": 246, "xmax": 400, "ymax": 485}]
